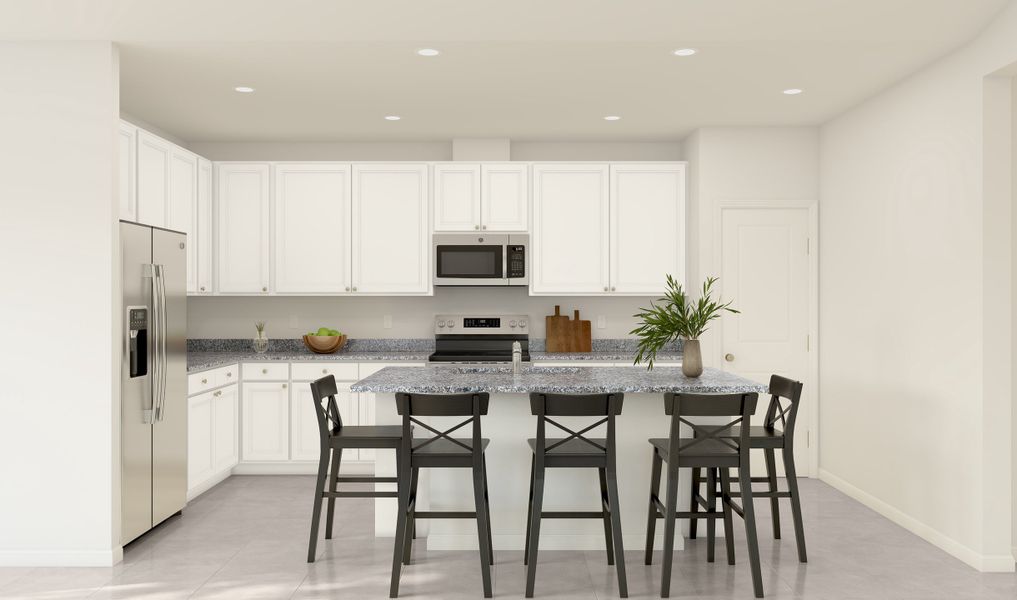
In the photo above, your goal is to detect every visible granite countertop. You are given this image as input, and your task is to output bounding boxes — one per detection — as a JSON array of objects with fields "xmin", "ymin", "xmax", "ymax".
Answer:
[
  {"xmin": 350, "ymin": 365, "xmax": 765, "ymax": 395},
  {"xmin": 532, "ymin": 352, "xmax": 682, "ymax": 363},
  {"xmin": 187, "ymin": 351, "xmax": 433, "ymax": 372}
]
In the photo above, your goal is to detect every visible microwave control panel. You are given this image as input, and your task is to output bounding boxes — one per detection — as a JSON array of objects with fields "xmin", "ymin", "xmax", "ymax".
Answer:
[{"xmin": 507, "ymin": 245, "xmax": 526, "ymax": 278}]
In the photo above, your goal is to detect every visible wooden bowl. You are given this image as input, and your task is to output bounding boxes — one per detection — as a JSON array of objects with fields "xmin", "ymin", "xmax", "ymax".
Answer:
[{"xmin": 302, "ymin": 334, "xmax": 347, "ymax": 354}]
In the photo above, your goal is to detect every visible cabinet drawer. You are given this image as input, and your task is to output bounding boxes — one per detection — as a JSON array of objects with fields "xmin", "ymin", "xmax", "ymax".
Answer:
[
  {"xmin": 291, "ymin": 362, "xmax": 358, "ymax": 382},
  {"xmin": 242, "ymin": 363, "xmax": 290, "ymax": 381},
  {"xmin": 188, "ymin": 370, "xmax": 218, "ymax": 395},
  {"xmin": 216, "ymin": 365, "xmax": 239, "ymax": 387}
]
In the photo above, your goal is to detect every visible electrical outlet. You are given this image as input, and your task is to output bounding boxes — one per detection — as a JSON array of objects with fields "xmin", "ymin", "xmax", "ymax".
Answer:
[
  {"xmin": 383, "ymin": 315, "xmax": 392, "ymax": 329},
  {"xmin": 597, "ymin": 316, "xmax": 607, "ymax": 329},
  {"xmin": 289, "ymin": 315, "xmax": 299, "ymax": 329}
]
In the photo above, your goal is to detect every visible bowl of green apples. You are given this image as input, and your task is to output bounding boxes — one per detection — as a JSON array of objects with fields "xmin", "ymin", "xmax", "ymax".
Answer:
[{"xmin": 302, "ymin": 327, "xmax": 347, "ymax": 354}]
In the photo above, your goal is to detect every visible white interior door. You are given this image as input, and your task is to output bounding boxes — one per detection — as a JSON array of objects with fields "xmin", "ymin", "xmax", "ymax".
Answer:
[{"xmin": 720, "ymin": 207, "xmax": 811, "ymax": 476}]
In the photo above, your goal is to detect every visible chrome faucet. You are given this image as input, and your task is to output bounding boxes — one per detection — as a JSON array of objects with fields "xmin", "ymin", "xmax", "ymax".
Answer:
[{"xmin": 512, "ymin": 341, "xmax": 522, "ymax": 374}]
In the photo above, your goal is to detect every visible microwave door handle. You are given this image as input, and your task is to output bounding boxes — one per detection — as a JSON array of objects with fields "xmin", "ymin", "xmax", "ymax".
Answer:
[{"xmin": 501, "ymin": 245, "xmax": 507, "ymax": 281}]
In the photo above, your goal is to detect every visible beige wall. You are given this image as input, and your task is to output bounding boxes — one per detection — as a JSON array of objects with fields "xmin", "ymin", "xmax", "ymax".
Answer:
[{"xmin": 819, "ymin": 3, "xmax": 1017, "ymax": 572}]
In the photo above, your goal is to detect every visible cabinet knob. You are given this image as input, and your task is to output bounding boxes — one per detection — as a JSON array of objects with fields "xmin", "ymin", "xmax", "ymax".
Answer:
[
  {"xmin": 724, "ymin": 353, "xmax": 735, "ymax": 362},
  {"xmin": 262, "ymin": 286, "xmax": 268, "ymax": 292},
  {"xmin": 262, "ymin": 368, "xmax": 268, "ymax": 374},
  {"xmin": 603, "ymin": 286, "xmax": 609, "ymax": 292},
  {"xmin": 282, "ymin": 383, "xmax": 287, "ymax": 389},
  {"xmin": 352, "ymin": 286, "xmax": 357, "ymax": 292},
  {"xmin": 200, "ymin": 286, "xmax": 205, "ymax": 291},
  {"xmin": 201, "ymin": 378, "xmax": 207, "ymax": 384},
  {"xmin": 475, "ymin": 225, "xmax": 480, "ymax": 230},
  {"xmin": 345, "ymin": 286, "xmax": 350, "ymax": 292},
  {"xmin": 611, "ymin": 286, "xmax": 616, "ymax": 291},
  {"xmin": 482, "ymin": 225, "xmax": 487, "ymax": 230},
  {"xmin": 213, "ymin": 390, "xmax": 221, "ymax": 397},
  {"xmin": 226, "ymin": 372, "xmax": 232, "ymax": 377}
]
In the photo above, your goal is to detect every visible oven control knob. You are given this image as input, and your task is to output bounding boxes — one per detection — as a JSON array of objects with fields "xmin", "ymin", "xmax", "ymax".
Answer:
[
  {"xmin": 437, "ymin": 320, "xmax": 446, "ymax": 328},
  {"xmin": 519, "ymin": 320, "xmax": 527, "ymax": 328},
  {"xmin": 447, "ymin": 321, "xmax": 455, "ymax": 328},
  {"xmin": 509, "ymin": 320, "xmax": 517, "ymax": 328}
]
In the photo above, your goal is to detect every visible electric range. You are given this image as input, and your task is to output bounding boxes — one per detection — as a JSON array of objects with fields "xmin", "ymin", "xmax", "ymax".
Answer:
[{"xmin": 428, "ymin": 314, "xmax": 530, "ymax": 364}]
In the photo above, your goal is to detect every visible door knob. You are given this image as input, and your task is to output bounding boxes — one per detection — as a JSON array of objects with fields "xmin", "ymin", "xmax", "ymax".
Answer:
[{"xmin": 724, "ymin": 353, "xmax": 735, "ymax": 362}]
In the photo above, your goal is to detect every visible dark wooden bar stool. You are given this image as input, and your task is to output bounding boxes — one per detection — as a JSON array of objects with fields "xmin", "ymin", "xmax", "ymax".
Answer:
[
  {"xmin": 525, "ymin": 392, "xmax": 627, "ymax": 598},
  {"xmin": 390, "ymin": 392, "xmax": 493, "ymax": 598},
  {"xmin": 644, "ymin": 391, "xmax": 764, "ymax": 598},
  {"xmin": 307, "ymin": 375, "xmax": 404, "ymax": 563},
  {"xmin": 689, "ymin": 374, "xmax": 808, "ymax": 563}
]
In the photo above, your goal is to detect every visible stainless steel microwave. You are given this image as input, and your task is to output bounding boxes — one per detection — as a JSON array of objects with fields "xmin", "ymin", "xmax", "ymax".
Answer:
[{"xmin": 433, "ymin": 233, "xmax": 528, "ymax": 287}]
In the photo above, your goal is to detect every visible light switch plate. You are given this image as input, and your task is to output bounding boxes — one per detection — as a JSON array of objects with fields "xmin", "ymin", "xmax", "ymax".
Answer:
[{"xmin": 597, "ymin": 316, "xmax": 607, "ymax": 329}]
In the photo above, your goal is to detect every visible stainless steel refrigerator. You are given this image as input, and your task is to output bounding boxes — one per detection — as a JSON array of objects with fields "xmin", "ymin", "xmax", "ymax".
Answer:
[{"xmin": 120, "ymin": 221, "xmax": 187, "ymax": 545}]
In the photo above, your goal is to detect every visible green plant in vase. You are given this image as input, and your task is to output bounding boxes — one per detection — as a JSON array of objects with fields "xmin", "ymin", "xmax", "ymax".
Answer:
[
  {"xmin": 631, "ymin": 275, "xmax": 738, "ymax": 376},
  {"xmin": 253, "ymin": 321, "xmax": 269, "ymax": 354}
]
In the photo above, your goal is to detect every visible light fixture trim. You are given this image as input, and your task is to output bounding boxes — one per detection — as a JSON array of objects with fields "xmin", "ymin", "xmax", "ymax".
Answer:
[
  {"xmin": 783, "ymin": 88, "xmax": 804, "ymax": 95},
  {"xmin": 673, "ymin": 48, "xmax": 698, "ymax": 57},
  {"xmin": 384, "ymin": 115, "xmax": 402, "ymax": 121},
  {"xmin": 603, "ymin": 115, "xmax": 621, "ymax": 121},
  {"xmin": 234, "ymin": 86, "xmax": 255, "ymax": 93},
  {"xmin": 416, "ymin": 48, "xmax": 440, "ymax": 57}
]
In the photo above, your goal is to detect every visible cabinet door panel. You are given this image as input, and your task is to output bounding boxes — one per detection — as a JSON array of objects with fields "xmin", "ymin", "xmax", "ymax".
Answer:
[
  {"xmin": 531, "ymin": 164, "xmax": 610, "ymax": 294},
  {"xmin": 118, "ymin": 122, "xmax": 137, "ymax": 221},
  {"xmin": 213, "ymin": 385, "xmax": 239, "ymax": 471},
  {"xmin": 241, "ymin": 382, "xmax": 289, "ymax": 461},
  {"xmin": 188, "ymin": 391, "xmax": 214, "ymax": 490},
  {"xmin": 136, "ymin": 131, "xmax": 170, "ymax": 227},
  {"xmin": 168, "ymin": 150, "xmax": 198, "ymax": 293},
  {"xmin": 610, "ymin": 164, "xmax": 686, "ymax": 294},
  {"xmin": 274, "ymin": 164, "xmax": 351, "ymax": 293},
  {"xmin": 351, "ymin": 164, "xmax": 430, "ymax": 294},
  {"xmin": 217, "ymin": 164, "xmax": 271, "ymax": 293},
  {"xmin": 433, "ymin": 163, "xmax": 480, "ymax": 231},
  {"xmin": 291, "ymin": 382, "xmax": 358, "ymax": 462},
  {"xmin": 195, "ymin": 159, "xmax": 213, "ymax": 294},
  {"xmin": 481, "ymin": 163, "xmax": 528, "ymax": 231}
]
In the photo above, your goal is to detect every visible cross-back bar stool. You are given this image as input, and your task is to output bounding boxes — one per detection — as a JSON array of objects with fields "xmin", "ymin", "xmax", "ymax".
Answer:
[
  {"xmin": 307, "ymin": 375, "xmax": 404, "ymax": 563},
  {"xmin": 391, "ymin": 392, "xmax": 494, "ymax": 598},
  {"xmin": 644, "ymin": 391, "xmax": 764, "ymax": 598},
  {"xmin": 689, "ymin": 375, "xmax": 808, "ymax": 563},
  {"xmin": 525, "ymin": 392, "xmax": 628, "ymax": 598}
]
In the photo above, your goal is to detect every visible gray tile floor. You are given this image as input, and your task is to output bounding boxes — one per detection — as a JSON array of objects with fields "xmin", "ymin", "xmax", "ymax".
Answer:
[{"xmin": 1, "ymin": 476, "xmax": 1014, "ymax": 599}]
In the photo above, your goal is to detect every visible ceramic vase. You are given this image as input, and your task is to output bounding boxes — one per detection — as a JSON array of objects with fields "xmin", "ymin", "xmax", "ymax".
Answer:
[{"xmin": 682, "ymin": 339, "xmax": 703, "ymax": 377}]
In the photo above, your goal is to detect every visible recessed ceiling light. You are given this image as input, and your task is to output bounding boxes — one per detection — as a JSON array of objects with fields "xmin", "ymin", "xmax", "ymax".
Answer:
[
  {"xmin": 673, "ymin": 48, "xmax": 697, "ymax": 57},
  {"xmin": 783, "ymin": 88, "xmax": 803, "ymax": 95},
  {"xmin": 416, "ymin": 48, "xmax": 440, "ymax": 57},
  {"xmin": 384, "ymin": 115, "xmax": 401, "ymax": 121},
  {"xmin": 234, "ymin": 86, "xmax": 255, "ymax": 93},
  {"xmin": 603, "ymin": 115, "xmax": 621, "ymax": 121}
]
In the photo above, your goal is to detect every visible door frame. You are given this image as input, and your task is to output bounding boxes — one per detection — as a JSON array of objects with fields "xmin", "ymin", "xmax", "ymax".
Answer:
[{"xmin": 713, "ymin": 202, "xmax": 819, "ymax": 477}]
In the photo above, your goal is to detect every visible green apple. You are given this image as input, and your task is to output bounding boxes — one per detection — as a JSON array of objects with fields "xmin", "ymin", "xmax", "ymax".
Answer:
[{"xmin": 315, "ymin": 327, "xmax": 331, "ymax": 336}]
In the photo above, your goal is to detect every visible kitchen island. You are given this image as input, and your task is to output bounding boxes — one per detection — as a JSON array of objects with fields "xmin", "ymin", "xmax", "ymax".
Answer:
[{"xmin": 351, "ymin": 365, "xmax": 767, "ymax": 552}]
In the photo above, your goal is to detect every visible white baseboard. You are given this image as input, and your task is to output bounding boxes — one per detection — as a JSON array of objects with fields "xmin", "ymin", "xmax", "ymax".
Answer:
[
  {"xmin": 819, "ymin": 469, "xmax": 1016, "ymax": 573},
  {"xmin": 425, "ymin": 533, "xmax": 683, "ymax": 552},
  {"xmin": 232, "ymin": 460, "xmax": 374, "ymax": 475},
  {"xmin": 187, "ymin": 468, "xmax": 233, "ymax": 501},
  {"xmin": 0, "ymin": 546, "xmax": 123, "ymax": 567}
]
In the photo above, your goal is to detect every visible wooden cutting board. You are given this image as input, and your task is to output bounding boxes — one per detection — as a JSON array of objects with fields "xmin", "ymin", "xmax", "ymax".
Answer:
[
  {"xmin": 573, "ymin": 309, "xmax": 592, "ymax": 353},
  {"xmin": 545, "ymin": 305, "xmax": 573, "ymax": 352}
]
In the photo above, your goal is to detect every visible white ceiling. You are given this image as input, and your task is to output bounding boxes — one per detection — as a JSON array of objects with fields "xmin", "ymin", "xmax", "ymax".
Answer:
[{"xmin": 0, "ymin": 0, "xmax": 1010, "ymax": 142}]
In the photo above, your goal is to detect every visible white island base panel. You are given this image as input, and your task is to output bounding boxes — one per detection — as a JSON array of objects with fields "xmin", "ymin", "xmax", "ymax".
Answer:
[{"xmin": 374, "ymin": 392, "xmax": 702, "ymax": 552}]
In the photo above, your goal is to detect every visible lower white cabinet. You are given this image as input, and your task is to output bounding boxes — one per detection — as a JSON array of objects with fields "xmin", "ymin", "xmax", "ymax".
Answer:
[
  {"xmin": 188, "ymin": 390, "xmax": 215, "ymax": 490},
  {"xmin": 187, "ymin": 381, "xmax": 239, "ymax": 498},
  {"xmin": 241, "ymin": 381, "xmax": 290, "ymax": 461},
  {"xmin": 290, "ymin": 379, "xmax": 358, "ymax": 462},
  {"xmin": 213, "ymin": 385, "xmax": 239, "ymax": 472}
]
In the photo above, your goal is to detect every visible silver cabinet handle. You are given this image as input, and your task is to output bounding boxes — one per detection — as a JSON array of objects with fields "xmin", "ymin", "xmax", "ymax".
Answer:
[
  {"xmin": 611, "ymin": 286, "xmax": 616, "ymax": 291},
  {"xmin": 322, "ymin": 368, "xmax": 328, "ymax": 374},
  {"xmin": 201, "ymin": 378, "xmax": 208, "ymax": 384},
  {"xmin": 352, "ymin": 286, "xmax": 357, "ymax": 292},
  {"xmin": 725, "ymin": 353, "xmax": 735, "ymax": 362},
  {"xmin": 213, "ymin": 390, "xmax": 221, "ymax": 397},
  {"xmin": 603, "ymin": 286, "xmax": 609, "ymax": 292},
  {"xmin": 475, "ymin": 225, "xmax": 480, "ymax": 230},
  {"xmin": 226, "ymin": 372, "xmax": 232, "ymax": 377},
  {"xmin": 200, "ymin": 286, "xmax": 205, "ymax": 292},
  {"xmin": 345, "ymin": 286, "xmax": 350, "ymax": 292},
  {"xmin": 282, "ymin": 383, "xmax": 287, "ymax": 389},
  {"xmin": 262, "ymin": 286, "xmax": 268, "ymax": 292},
  {"xmin": 262, "ymin": 368, "xmax": 268, "ymax": 374},
  {"xmin": 482, "ymin": 225, "xmax": 487, "ymax": 230}
]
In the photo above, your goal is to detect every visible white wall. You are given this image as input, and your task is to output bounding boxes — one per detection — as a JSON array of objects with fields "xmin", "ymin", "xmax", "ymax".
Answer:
[
  {"xmin": 0, "ymin": 42, "xmax": 120, "ymax": 566},
  {"xmin": 187, "ymin": 288, "xmax": 657, "ymax": 340},
  {"xmin": 819, "ymin": 3, "xmax": 1017, "ymax": 572}
]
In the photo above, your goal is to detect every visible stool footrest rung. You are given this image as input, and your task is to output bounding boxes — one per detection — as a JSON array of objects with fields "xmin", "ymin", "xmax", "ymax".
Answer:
[
  {"xmin": 540, "ymin": 511, "xmax": 608, "ymax": 519},
  {"xmin": 324, "ymin": 491, "xmax": 398, "ymax": 498},
  {"xmin": 413, "ymin": 511, "xmax": 477, "ymax": 519},
  {"xmin": 337, "ymin": 476, "xmax": 398, "ymax": 484}
]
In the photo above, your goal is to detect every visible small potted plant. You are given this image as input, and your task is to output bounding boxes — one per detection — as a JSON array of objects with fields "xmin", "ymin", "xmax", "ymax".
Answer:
[
  {"xmin": 253, "ymin": 321, "xmax": 269, "ymax": 354},
  {"xmin": 631, "ymin": 275, "xmax": 738, "ymax": 377}
]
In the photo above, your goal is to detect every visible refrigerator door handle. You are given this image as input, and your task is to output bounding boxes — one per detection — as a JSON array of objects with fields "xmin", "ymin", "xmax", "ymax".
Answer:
[
  {"xmin": 155, "ymin": 264, "xmax": 168, "ymax": 422},
  {"xmin": 143, "ymin": 264, "xmax": 158, "ymax": 424}
]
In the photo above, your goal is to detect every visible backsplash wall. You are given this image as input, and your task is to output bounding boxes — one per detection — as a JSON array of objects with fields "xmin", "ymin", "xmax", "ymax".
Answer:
[{"xmin": 187, "ymin": 287, "xmax": 657, "ymax": 339}]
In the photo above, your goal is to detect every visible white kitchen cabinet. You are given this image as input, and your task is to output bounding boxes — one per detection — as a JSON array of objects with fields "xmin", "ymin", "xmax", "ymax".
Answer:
[
  {"xmin": 610, "ymin": 164, "xmax": 686, "ymax": 294},
  {"xmin": 168, "ymin": 149, "xmax": 198, "ymax": 293},
  {"xmin": 241, "ymin": 381, "xmax": 290, "ymax": 461},
  {"xmin": 273, "ymin": 163, "xmax": 351, "ymax": 293},
  {"xmin": 216, "ymin": 163, "xmax": 271, "ymax": 294},
  {"xmin": 213, "ymin": 385, "xmax": 239, "ymax": 472},
  {"xmin": 355, "ymin": 362, "xmax": 424, "ymax": 459},
  {"xmin": 290, "ymin": 380, "xmax": 358, "ymax": 462},
  {"xmin": 433, "ymin": 163, "xmax": 528, "ymax": 232},
  {"xmin": 187, "ymin": 390, "xmax": 215, "ymax": 490},
  {"xmin": 530, "ymin": 164, "xmax": 610, "ymax": 294},
  {"xmin": 136, "ymin": 130, "xmax": 172, "ymax": 228},
  {"xmin": 118, "ymin": 121, "xmax": 137, "ymax": 222},
  {"xmin": 433, "ymin": 163, "xmax": 481, "ymax": 231},
  {"xmin": 481, "ymin": 163, "xmax": 528, "ymax": 231},
  {"xmin": 351, "ymin": 163, "xmax": 431, "ymax": 294},
  {"xmin": 194, "ymin": 158, "xmax": 213, "ymax": 294}
]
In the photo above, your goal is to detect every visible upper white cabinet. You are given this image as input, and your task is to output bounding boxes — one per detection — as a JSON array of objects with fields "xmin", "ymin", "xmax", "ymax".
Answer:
[
  {"xmin": 352, "ymin": 163, "xmax": 431, "ymax": 294},
  {"xmin": 168, "ymin": 149, "xmax": 198, "ymax": 293},
  {"xmin": 609, "ymin": 164, "xmax": 686, "ymax": 294},
  {"xmin": 481, "ymin": 163, "xmax": 528, "ymax": 231},
  {"xmin": 216, "ymin": 163, "xmax": 271, "ymax": 294},
  {"xmin": 433, "ymin": 163, "xmax": 528, "ymax": 232},
  {"xmin": 136, "ymin": 130, "xmax": 172, "ymax": 228},
  {"xmin": 195, "ymin": 158, "xmax": 213, "ymax": 294},
  {"xmin": 273, "ymin": 163, "xmax": 351, "ymax": 294},
  {"xmin": 531, "ymin": 164, "xmax": 611, "ymax": 294},
  {"xmin": 118, "ymin": 122, "xmax": 137, "ymax": 222}
]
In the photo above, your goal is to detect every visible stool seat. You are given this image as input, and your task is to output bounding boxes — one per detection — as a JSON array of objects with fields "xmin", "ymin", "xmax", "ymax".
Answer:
[
  {"xmin": 694, "ymin": 425, "xmax": 785, "ymax": 449},
  {"xmin": 413, "ymin": 437, "xmax": 490, "ymax": 456},
  {"xmin": 332, "ymin": 425, "xmax": 404, "ymax": 439},
  {"xmin": 527, "ymin": 438, "xmax": 607, "ymax": 455},
  {"xmin": 649, "ymin": 438, "xmax": 740, "ymax": 467}
]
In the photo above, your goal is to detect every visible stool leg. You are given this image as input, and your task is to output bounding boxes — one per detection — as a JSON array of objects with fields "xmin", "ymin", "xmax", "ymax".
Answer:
[
  {"xmin": 402, "ymin": 467, "xmax": 419, "ymax": 565},
  {"xmin": 738, "ymin": 460, "xmax": 764, "ymax": 598},
  {"xmin": 689, "ymin": 466, "xmax": 701, "ymax": 539},
  {"xmin": 605, "ymin": 462, "xmax": 628, "ymax": 598},
  {"xmin": 598, "ymin": 467, "xmax": 615, "ymax": 566},
  {"xmin": 783, "ymin": 444, "xmax": 808, "ymax": 563},
  {"xmin": 325, "ymin": 447, "xmax": 342, "ymax": 539},
  {"xmin": 523, "ymin": 455, "xmax": 535, "ymax": 566},
  {"xmin": 644, "ymin": 448, "xmax": 663, "ymax": 565},
  {"xmin": 706, "ymin": 468, "xmax": 717, "ymax": 563},
  {"xmin": 720, "ymin": 468, "xmax": 736, "ymax": 566},
  {"xmin": 306, "ymin": 445, "xmax": 330, "ymax": 563},
  {"xmin": 765, "ymin": 448, "xmax": 781, "ymax": 539},
  {"xmin": 389, "ymin": 451, "xmax": 410, "ymax": 598},
  {"xmin": 483, "ymin": 456, "xmax": 494, "ymax": 565},
  {"xmin": 659, "ymin": 462, "xmax": 679, "ymax": 598},
  {"xmin": 524, "ymin": 464, "xmax": 546, "ymax": 598},
  {"xmin": 472, "ymin": 461, "xmax": 493, "ymax": 598}
]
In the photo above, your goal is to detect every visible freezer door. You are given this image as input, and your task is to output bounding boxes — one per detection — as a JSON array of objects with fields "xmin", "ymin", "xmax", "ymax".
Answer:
[
  {"xmin": 152, "ymin": 228, "xmax": 188, "ymax": 526},
  {"xmin": 120, "ymin": 222, "xmax": 154, "ymax": 544}
]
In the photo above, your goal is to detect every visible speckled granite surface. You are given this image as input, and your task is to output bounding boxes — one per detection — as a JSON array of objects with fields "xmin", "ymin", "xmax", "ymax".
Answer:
[
  {"xmin": 187, "ymin": 351, "xmax": 431, "ymax": 372},
  {"xmin": 350, "ymin": 366, "xmax": 765, "ymax": 394},
  {"xmin": 187, "ymin": 338, "xmax": 434, "ymax": 353}
]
